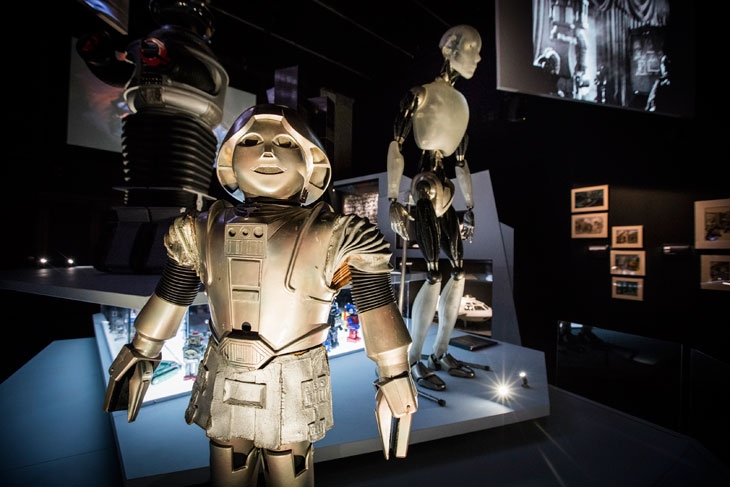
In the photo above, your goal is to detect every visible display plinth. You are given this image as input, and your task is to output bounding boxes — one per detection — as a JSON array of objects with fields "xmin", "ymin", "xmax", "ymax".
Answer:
[
  {"xmin": 0, "ymin": 266, "xmax": 207, "ymax": 309},
  {"xmin": 106, "ymin": 322, "xmax": 549, "ymax": 485}
]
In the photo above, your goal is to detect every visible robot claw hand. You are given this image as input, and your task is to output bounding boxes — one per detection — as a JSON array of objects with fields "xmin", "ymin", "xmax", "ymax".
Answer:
[
  {"xmin": 389, "ymin": 202, "xmax": 414, "ymax": 241},
  {"xmin": 374, "ymin": 372, "xmax": 418, "ymax": 460},
  {"xmin": 103, "ymin": 344, "xmax": 161, "ymax": 422}
]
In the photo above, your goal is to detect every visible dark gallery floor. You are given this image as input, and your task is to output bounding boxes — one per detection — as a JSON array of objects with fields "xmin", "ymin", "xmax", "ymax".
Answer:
[{"xmin": 1, "ymin": 338, "xmax": 727, "ymax": 487}]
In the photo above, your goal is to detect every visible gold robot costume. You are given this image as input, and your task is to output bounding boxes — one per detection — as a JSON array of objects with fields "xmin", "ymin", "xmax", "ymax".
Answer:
[{"xmin": 104, "ymin": 105, "xmax": 417, "ymax": 486}]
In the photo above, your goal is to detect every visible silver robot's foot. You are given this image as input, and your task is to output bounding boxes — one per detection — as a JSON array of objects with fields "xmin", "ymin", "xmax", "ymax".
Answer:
[
  {"xmin": 411, "ymin": 360, "xmax": 446, "ymax": 391},
  {"xmin": 428, "ymin": 353, "xmax": 475, "ymax": 378}
]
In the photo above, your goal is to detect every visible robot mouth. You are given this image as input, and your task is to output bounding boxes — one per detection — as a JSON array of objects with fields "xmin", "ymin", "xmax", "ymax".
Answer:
[{"xmin": 253, "ymin": 164, "xmax": 285, "ymax": 175}]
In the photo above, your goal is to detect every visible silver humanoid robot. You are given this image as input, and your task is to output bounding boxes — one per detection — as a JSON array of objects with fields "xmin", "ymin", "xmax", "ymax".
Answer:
[
  {"xmin": 104, "ymin": 105, "xmax": 417, "ymax": 486},
  {"xmin": 387, "ymin": 25, "xmax": 481, "ymax": 391}
]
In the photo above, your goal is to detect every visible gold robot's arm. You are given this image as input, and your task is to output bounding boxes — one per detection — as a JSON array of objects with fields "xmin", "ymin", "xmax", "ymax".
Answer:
[
  {"xmin": 103, "ymin": 216, "xmax": 201, "ymax": 422},
  {"xmin": 348, "ymin": 266, "xmax": 418, "ymax": 460}
]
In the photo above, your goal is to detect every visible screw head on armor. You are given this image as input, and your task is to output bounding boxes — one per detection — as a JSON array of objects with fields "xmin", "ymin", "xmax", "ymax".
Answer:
[
  {"xmin": 216, "ymin": 105, "xmax": 331, "ymax": 205},
  {"xmin": 439, "ymin": 25, "xmax": 482, "ymax": 80}
]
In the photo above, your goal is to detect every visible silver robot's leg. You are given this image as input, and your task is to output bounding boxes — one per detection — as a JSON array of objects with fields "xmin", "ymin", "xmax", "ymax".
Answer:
[
  {"xmin": 261, "ymin": 441, "xmax": 314, "ymax": 487},
  {"xmin": 433, "ymin": 276, "xmax": 466, "ymax": 358},
  {"xmin": 409, "ymin": 280, "xmax": 441, "ymax": 365},
  {"xmin": 210, "ymin": 438, "xmax": 261, "ymax": 487}
]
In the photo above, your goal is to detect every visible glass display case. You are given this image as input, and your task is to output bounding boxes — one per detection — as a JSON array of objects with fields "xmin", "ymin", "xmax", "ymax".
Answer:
[{"xmin": 98, "ymin": 304, "xmax": 212, "ymax": 403}]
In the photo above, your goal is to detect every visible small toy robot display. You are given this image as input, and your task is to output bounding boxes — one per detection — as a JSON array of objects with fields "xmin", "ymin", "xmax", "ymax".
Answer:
[
  {"xmin": 324, "ymin": 302, "xmax": 343, "ymax": 352},
  {"xmin": 344, "ymin": 302, "xmax": 361, "ymax": 343},
  {"xmin": 387, "ymin": 25, "xmax": 481, "ymax": 391},
  {"xmin": 104, "ymin": 104, "xmax": 417, "ymax": 486}
]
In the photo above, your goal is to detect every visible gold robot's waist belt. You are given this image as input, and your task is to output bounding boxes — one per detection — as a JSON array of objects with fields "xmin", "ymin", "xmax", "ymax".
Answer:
[{"xmin": 211, "ymin": 332, "xmax": 325, "ymax": 370}]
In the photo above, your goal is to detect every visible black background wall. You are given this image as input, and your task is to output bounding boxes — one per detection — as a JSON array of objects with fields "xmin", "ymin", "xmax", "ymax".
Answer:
[{"xmin": 2, "ymin": 1, "xmax": 726, "ymax": 450}]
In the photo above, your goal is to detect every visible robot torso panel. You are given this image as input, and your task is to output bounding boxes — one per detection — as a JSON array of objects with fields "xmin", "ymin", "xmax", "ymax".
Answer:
[{"xmin": 412, "ymin": 79, "xmax": 469, "ymax": 157}]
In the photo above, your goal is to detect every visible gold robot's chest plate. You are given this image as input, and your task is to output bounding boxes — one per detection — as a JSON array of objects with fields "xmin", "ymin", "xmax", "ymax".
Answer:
[
  {"xmin": 412, "ymin": 80, "xmax": 469, "ymax": 157},
  {"xmin": 201, "ymin": 205, "xmax": 335, "ymax": 353}
]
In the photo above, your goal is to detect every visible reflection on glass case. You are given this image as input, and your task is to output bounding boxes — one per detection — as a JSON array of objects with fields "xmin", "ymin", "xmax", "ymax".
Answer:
[{"xmin": 100, "ymin": 304, "xmax": 211, "ymax": 403}]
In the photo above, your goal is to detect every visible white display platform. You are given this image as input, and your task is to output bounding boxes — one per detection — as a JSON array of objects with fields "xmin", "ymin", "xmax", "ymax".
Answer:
[
  {"xmin": 105, "ymin": 324, "xmax": 549, "ymax": 485},
  {"xmin": 0, "ymin": 267, "xmax": 207, "ymax": 309}
]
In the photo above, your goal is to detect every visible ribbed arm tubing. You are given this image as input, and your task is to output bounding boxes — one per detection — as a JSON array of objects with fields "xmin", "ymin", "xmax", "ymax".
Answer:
[
  {"xmin": 349, "ymin": 268, "xmax": 396, "ymax": 313},
  {"xmin": 155, "ymin": 258, "xmax": 201, "ymax": 306}
]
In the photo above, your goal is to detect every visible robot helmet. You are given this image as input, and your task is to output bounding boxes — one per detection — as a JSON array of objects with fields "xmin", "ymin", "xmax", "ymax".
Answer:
[
  {"xmin": 216, "ymin": 105, "xmax": 331, "ymax": 205},
  {"xmin": 439, "ymin": 25, "xmax": 482, "ymax": 79}
]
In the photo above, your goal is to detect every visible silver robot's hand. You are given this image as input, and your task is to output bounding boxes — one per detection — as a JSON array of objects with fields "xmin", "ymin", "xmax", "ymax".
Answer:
[
  {"xmin": 389, "ymin": 201, "xmax": 414, "ymax": 241},
  {"xmin": 103, "ymin": 344, "xmax": 161, "ymax": 422},
  {"xmin": 462, "ymin": 208, "xmax": 475, "ymax": 243},
  {"xmin": 374, "ymin": 372, "xmax": 418, "ymax": 460}
]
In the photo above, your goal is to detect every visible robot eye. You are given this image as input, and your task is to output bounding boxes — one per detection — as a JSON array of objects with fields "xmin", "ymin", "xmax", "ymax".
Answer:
[
  {"xmin": 273, "ymin": 135, "xmax": 298, "ymax": 149},
  {"xmin": 238, "ymin": 135, "xmax": 263, "ymax": 147}
]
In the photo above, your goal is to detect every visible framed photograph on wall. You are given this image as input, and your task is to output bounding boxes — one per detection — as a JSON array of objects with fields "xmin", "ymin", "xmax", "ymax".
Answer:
[
  {"xmin": 610, "ymin": 250, "xmax": 646, "ymax": 276},
  {"xmin": 700, "ymin": 255, "xmax": 730, "ymax": 291},
  {"xmin": 695, "ymin": 198, "xmax": 730, "ymax": 249},
  {"xmin": 572, "ymin": 212, "xmax": 608, "ymax": 238},
  {"xmin": 612, "ymin": 225, "xmax": 643, "ymax": 248},
  {"xmin": 571, "ymin": 185, "xmax": 609, "ymax": 213},
  {"xmin": 611, "ymin": 277, "xmax": 644, "ymax": 301}
]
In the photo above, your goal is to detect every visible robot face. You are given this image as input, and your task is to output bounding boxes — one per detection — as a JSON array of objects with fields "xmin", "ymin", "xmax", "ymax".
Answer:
[
  {"xmin": 217, "ymin": 105, "xmax": 331, "ymax": 204},
  {"xmin": 440, "ymin": 25, "xmax": 482, "ymax": 79},
  {"xmin": 232, "ymin": 119, "xmax": 307, "ymax": 200}
]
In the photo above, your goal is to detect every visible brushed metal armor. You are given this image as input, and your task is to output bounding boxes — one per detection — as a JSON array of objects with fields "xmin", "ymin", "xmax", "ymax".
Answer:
[
  {"xmin": 186, "ymin": 343, "xmax": 333, "ymax": 449},
  {"xmin": 412, "ymin": 79, "xmax": 469, "ymax": 157},
  {"xmin": 183, "ymin": 201, "xmax": 346, "ymax": 355}
]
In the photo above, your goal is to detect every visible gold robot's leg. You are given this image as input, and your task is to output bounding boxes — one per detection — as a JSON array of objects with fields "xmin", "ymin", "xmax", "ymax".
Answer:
[
  {"xmin": 261, "ymin": 441, "xmax": 314, "ymax": 487},
  {"xmin": 210, "ymin": 438, "xmax": 261, "ymax": 487}
]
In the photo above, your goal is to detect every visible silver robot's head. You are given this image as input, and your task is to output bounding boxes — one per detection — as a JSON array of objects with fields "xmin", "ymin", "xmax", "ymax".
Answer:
[
  {"xmin": 439, "ymin": 25, "xmax": 482, "ymax": 79},
  {"xmin": 216, "ymin": 105, "xmax": 331, "ymax": 205}
]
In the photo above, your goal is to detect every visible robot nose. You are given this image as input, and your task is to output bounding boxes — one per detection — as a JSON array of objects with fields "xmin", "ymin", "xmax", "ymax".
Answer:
[{"xmin": 262, "ymin": 151, "xmax": 275, "ymax": 158}]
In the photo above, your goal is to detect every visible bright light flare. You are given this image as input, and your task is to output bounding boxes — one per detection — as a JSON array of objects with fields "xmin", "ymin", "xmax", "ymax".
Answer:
[
  {"xmin": 67, "ymin": 258, "xmax": 75, "ymax": 265},
  {"xmin": 39, "ymin": 258, "xmax": 48, "ymax": 264},
  {"xmin": 496, "ymin": 383, "xmax": 511, "ymax": 398}
]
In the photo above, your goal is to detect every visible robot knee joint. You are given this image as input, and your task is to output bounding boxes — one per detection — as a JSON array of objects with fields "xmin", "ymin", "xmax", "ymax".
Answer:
[
  {"xmin": 451, "ymin": 267, "xmax": 465, "ymax": 280},
  {"xmin": 427, "ymin": 270, "xmax": 442, "ymax": 284}
]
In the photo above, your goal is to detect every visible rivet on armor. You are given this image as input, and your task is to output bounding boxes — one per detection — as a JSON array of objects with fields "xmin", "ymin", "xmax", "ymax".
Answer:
[{"xmin": 254, "ymin": 226, "xmax": 263, "ymax": 238}]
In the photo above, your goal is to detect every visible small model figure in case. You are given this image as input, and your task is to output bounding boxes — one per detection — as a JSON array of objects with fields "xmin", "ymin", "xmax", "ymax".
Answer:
[
  {"xmin": 103, "ymin": 104, "xmax": 417, "ymax": 486},
  {"xmin": 344, "ymin": 302, "xmax": 361, "ymax": 343},
  {"xmin": 387, "ymin": 25, "xmax": 482, "ymax": 391}
]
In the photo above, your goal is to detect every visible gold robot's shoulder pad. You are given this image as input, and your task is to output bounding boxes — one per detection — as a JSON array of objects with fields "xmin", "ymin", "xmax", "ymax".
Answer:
[
  {"xmin": 327, "ymin": 214, "xmax": 392, "ymax": 280},
  {"xmin": 164, "ymin": 213, "xmax": 201, "ymax": 270}
]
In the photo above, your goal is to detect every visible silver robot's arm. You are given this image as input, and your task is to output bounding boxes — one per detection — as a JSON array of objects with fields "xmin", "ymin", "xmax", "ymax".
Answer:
[
  {"xmin": 349, "ymin": 267, "xmax": 417, "ymax": 460},
  {"xmin": 388, "ymin": 88, "xmax": 423, "ymax": 239},
  {"xmin": 454, "ymin": 134, "xmax": 476, "ymax": 242}
]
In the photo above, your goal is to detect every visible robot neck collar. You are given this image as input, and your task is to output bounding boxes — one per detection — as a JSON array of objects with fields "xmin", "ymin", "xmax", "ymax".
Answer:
[{"xmin": 438, "ymin": 61, "xmax": 461, "ymax": 86}]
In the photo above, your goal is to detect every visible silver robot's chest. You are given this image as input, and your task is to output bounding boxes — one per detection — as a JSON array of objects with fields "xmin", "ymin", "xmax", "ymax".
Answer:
[
  {"xmin": 200, "ymin": 207, "xmax": 335, "ymax": 367},
  {"xmin": 412, "ymin": 80, "xmax": 469, "ymax": 157}
]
